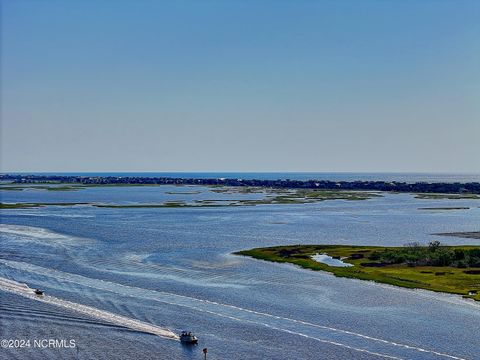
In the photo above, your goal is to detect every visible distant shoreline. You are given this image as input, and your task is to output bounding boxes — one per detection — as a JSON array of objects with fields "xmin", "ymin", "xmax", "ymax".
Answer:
[{"xmin": 1, "ymin": 174, "xmax": 479, "ymax": 194}]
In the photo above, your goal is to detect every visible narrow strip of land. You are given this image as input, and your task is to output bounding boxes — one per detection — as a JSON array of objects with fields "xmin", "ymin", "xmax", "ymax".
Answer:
[
  {"xmin": 2, "ymin": 174, "xmax": 479, "ymax": 194},
  {"xmin": 0, "ymin": 189, "xmax": 381, "ymax": 210},
  {"xmin": 418, "ymin": 207, "xmax": 470, "ymax": 211},
  {"xmin": 434, "ymin": 232, "xmax": 480, "ymax": 240}
]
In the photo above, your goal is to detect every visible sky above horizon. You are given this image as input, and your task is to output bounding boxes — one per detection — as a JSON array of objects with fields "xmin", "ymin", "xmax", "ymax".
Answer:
[{"xmin": 1, "ymin": 0, "xmax": 479, "ymax": 173}]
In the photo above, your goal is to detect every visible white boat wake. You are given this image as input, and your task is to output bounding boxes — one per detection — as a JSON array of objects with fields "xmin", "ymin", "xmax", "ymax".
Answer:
[{"xmin": 0, "ymin": 277, "xmax": 178, "ymax": 340}]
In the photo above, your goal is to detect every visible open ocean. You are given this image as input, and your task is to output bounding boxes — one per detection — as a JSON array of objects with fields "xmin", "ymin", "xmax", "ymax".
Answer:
[{"xmin": 1, "ymin": 174, "xmax": 479, "ymax": 359}]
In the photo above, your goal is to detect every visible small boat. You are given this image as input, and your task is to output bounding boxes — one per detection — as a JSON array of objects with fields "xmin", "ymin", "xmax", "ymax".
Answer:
[
  {"xmin": 180, "ymin": 331, "xmax": 198, "ymax": 344},
  {"xmin": 34, "ymin": 289, "xmax": 44, "ymax": 296}
]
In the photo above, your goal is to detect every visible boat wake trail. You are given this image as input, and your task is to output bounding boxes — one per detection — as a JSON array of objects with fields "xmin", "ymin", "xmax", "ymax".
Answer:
[
  {"xmin": 0, "ymin": 260, "xmax": 469, "ymax": 360},
  {"xmin": 0, "ymin": 277, "xmax": 178, "ymax": 340}
]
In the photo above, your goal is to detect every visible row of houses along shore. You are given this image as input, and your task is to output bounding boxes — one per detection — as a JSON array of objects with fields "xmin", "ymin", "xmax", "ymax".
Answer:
[{"xmin": 1, "ymin": 174, "xmax": 479, "ymax": 194}]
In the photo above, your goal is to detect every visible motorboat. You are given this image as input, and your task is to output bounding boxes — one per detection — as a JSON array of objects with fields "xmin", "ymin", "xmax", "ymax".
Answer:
[
  {"xmin": 34, "ymin": 289, "xmax": 44, "ymax": 296},
  {"xmin": 180, "ymin": 331, "xmax": 198, "ymax": 344}
]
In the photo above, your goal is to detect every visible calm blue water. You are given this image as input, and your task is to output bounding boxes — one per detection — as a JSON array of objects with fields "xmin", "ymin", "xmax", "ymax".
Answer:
[
  {"xmin": 1, "ymin": 184, "xmax": 480, "ymax": 359},
  {"xmin": 5, "ymin": 172, "xmax": 480, "ymax": 183}
]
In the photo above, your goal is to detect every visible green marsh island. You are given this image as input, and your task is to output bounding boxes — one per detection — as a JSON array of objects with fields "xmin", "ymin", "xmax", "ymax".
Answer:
[{"xmin": 236, "ymin": 242, "xmax": 480, "ymax": 301}]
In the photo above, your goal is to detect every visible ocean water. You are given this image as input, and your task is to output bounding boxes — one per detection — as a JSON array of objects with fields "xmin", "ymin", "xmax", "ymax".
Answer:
[{"xmin": 1, "ymin": 184, "xmax": 480, "ymax": 359}]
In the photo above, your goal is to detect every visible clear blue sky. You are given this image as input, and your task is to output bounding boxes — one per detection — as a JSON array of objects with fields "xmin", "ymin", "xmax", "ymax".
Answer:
[{"xmin": 1, "ymin": 0, "xmax": 479, "ymax": 172}]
